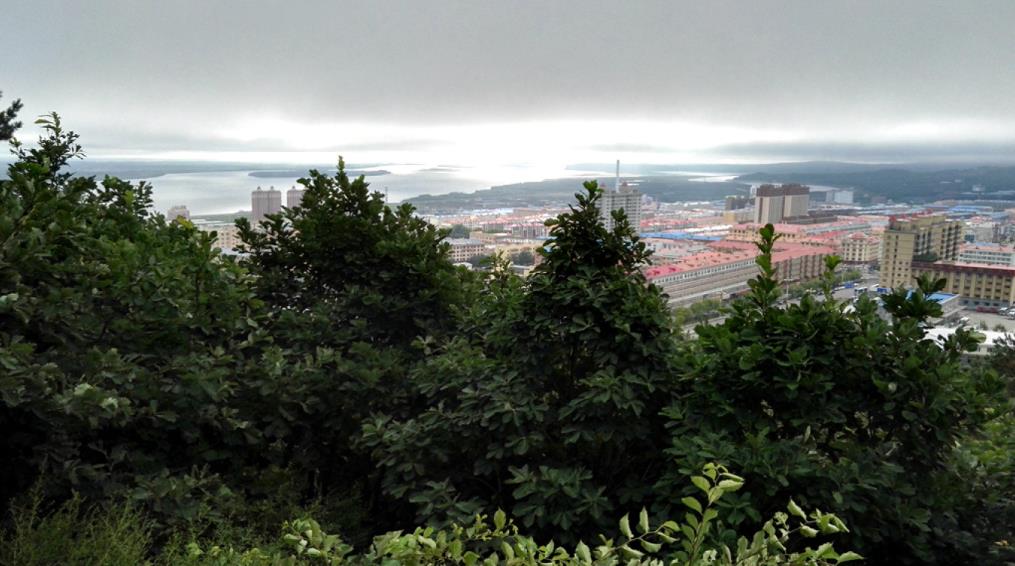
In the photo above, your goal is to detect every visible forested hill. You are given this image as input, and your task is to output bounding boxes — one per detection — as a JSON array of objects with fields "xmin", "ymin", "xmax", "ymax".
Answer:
[
  {"xmin": 407, "ymin": 175, "xmax": 748, "ymax": 211},
  {"xmin": 737, "ymin": 165, "xmax": 1015, "ymax": 202}
]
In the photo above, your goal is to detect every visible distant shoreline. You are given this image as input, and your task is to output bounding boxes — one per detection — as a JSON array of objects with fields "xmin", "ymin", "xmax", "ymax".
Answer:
[{"xmin": 248, "ymin": 169, "xmax": 391, "ymax": 179}]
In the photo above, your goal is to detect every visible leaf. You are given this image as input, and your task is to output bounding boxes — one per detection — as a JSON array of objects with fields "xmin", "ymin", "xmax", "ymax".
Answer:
[
  {"xmin": 494, "ymin": 509, "xmax": 506, "ymax": 530},
  {"xmin": 638, "ymin": 508, "xmax": 650, "ymax": 534},
  {"xmin": 787, "ymin": 499, "xmax": 806, "ymax": 519},
  {"xmin": 575, "ymin": 541, "xmax": 591, "ymax": 563},
  {"xmin": 640, "ymin": 540, "xmax": 662, "ymax": 553},
  {"xmin": 682, "ymin": 497, "xmax": 702, "ymax": 514},
  {"xmin": 837, "ymin": 551, "xmax": 864, "ymax": 563},
  {"xmin": 619, "ymin": 514, "xmax": 633, "ymax": 538},
  {"xmin": 691, "ymin": 476, "xmax": 711, "ymax": 493},
  {"xmin": 800, "ymin": 525, "xmax": 819, "ymax": 538}
]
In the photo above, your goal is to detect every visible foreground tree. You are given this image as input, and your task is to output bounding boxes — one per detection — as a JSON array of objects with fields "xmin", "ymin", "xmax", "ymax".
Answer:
[
  {"xmin": 362, "ymin": 181, "xmax": 682, "ymax": 541},
  {"xmin": 664, "ymin": 225, "xmax": 1008, "ymax": 565},
  {"xmin": 0, "ymin": 115, "xmax": 283, "ymax": 525},
  {"xmin": 236, "ymin": 159, "xmax": 471, "ymax": 535}
]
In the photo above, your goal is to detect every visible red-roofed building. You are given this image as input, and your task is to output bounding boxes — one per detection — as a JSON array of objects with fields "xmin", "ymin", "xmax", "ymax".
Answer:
[{"xmin": 644, "ymin": 240, "xmax": 835, "ymax": 307}]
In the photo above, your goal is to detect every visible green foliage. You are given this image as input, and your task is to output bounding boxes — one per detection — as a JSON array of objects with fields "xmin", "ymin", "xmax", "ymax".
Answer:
[
  {"xmin": 0, "ymin": 114, "xmax": 285, "ymax": 528},
  {"xmin": 666, "ymin": 226, "xmax": 1007, "ymax": 564},
  {"xmin": 66, "ymin": 465, "xmax": 851, "ymax": 566},
  {"xmin": 1, "ymin": 106, "xmax": 1010, "ymax": 565},
  {"xmin": 0, "ymin": 90, "xmax": 21, "ymax": 141},
  {"xmin": 511, "ymin": 249, "xmax": 536, "ymax": 266},
  {"xmin": 449, "ymin": 223, "xmax": 472, "ymax": 239},
  {"xmin": 237, "ymin": 156, "xmax": 464, "ymax": 351},
  {"xmin": 1, "ymin": 490, "xmax": 151, "ymax": 566},
  {"xmin": 362, "ymin": 181, "xmax": 680, "ymax": 541},
  {"xmin": 673, "ymin": 299, "xmax": 723, "ymax": 328}
]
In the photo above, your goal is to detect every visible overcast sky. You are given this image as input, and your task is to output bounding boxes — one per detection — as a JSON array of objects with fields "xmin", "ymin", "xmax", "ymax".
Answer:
[{"xmin": 3, "ymin": 0, "xmax": 1015, "ymax": 164}]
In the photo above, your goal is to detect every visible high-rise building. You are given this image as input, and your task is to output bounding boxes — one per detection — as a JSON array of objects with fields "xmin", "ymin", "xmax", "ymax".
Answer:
[
  {"xmin": 251, "ymin": 186, "xmax": 282, "ymax": 224},
  {"xmin": 879, "ymin": 215, "xmax": 962, "ymax": 288},
  {"xmin": 754, "ymin": 184, "xmax": 810, "ymax": 224},
  {"xmin": 286, "ymin": 186, "xmax": 306, "ymax": 208},
  {"xmin": 167, "ymin": 205, "xmax": 190, "ymax": 221},
  {"xmin": 598, "ymin": 160, "xmax": 642, "ymax": 231},
  {"xmin": 782, "ymin": 184, "xmax": 810, "ymax": 218},
  {"xmin": 724, "ymin": 195, "xmax": 751, "ymax": 210}
]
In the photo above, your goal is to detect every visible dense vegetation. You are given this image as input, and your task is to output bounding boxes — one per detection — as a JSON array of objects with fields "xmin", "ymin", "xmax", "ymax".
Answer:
[{"xmin": 1, "ymin": 108, "xmax": 1012, "ymax": 564}]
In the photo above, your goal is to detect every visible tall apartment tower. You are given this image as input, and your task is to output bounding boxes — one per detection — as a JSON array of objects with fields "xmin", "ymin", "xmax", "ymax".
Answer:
[
  {"xmin": 754, "ymin": 184, "xmax": 810, "ymax": 224},
  {"xmin": 167, "ymin": 205, "xmax": 190, "ymax": 221},
  {"xmin": 286, "ymin": 186, "xmax": 306, "ymax": 208},
  {"xmin": 781, "ymin": 184, "xmax": 810, "ymax": 218},
  {"xmin": 880, "ymin": 215, "xmax": 962, "ymax": 288},
  {"xmin": 599, "ymin": 161, "xmax": 642, "ymax": 231},
  {"xmin": 251, "ymin": 186, "xmax": 282, "ymax": 224}
]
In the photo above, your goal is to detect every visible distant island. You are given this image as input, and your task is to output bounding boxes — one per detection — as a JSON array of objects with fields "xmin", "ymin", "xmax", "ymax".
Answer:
[{"xmin": 249, "ymin": 169, "xmax": 390, "ymax": 179}]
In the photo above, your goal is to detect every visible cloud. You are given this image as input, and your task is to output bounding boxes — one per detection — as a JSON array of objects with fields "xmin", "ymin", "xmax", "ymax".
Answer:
[{"xmin": 2, "ymin": 0, "xmax": 1014, "ymax": 162}]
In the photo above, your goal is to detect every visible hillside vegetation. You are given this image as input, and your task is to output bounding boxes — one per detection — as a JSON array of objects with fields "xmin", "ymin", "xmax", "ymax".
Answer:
[{"xmin": 0, "ymin": 103, "xmax": 1012, "ymax": 564}]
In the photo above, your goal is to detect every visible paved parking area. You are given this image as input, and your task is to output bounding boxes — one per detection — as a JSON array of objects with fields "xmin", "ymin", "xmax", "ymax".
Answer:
[{"xmin": 957, "ymin": 311, "xmax": 1015, "ymax": 332}]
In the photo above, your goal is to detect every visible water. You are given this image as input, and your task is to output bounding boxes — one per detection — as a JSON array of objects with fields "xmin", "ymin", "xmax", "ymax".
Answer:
[{"xmin": 143, "ymin": 163, "xmax": 609, "ymax": 215}]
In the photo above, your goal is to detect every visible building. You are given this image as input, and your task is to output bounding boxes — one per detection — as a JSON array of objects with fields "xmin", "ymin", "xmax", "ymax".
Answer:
[
  {"xmin": 286, "ymin": 186, "xmax": 306, "ymax": 208},
  {"xmin": 599, "ymin": 183, "xmax": 642, "ymax": 231},
  {"xmin": 644, "ymin": 240, "xmax": 835, "ymax": 307},
  {"xmin": 840, "ymin": 233, "xmax": 881, "ymax": 264},
  {"xmin": 963, "ymin": 221, "xmax": 998, "ymax": 243},
  {"xmin": 911, "ymin": 261, "xmax": 1015, "ymax": 308},
  {"xmin": 727, "ymin": 219, "xmax": 872, "ymax": 244},
  {"xmin": 447, "ymin": 238, "xmax": 488, "ymax": 263},
  {"xmin": 880, "ymin": 215, "xmax": 962, "ymax": 289},
  {"xmin": 754, "ymin": 184, "xmax": 810, "ymax": 224},
  {"xmin": 809, "ymin": 187, "xmax": 854, "ymax": 205},
  {"xmin": 167, "ymin": 205, "xmax": 190, "ymax": 221},
  {"xmin": 724, "ymin": 195, "xmax": 751, "ymax": 210},
  {"xmin": 958, "ymin": 243, "xmax": 1015, "ymax": 267},
  {"xmin": 192, "ymin": 220, "xmax": 242, "ymax": 251},
  {"xmin": 722, "ymin": 209, "xmax": 754, "ymax": 224},
  {"xmin": 251, "ymin": 186, "xmax": 282, "ymax": 224}
]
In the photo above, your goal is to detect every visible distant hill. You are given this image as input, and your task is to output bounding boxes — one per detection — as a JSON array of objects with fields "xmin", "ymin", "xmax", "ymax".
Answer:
[
  {"xmin": 736, "ymin": 165, "xmax": 1015, "ymax": 202},
  {"xmin": 406, "ymin": 175, "xmax": 749, "ymax": 212},
  {"xmin": 565, "ymin": 161, "xmax": 900, "ymax": 176}
]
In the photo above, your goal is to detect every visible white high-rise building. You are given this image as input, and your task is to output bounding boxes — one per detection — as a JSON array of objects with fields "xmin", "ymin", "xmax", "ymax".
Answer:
[
  {"xmin": 286, "ymin": 186, "xmax": 306, "ymax": 208},
  {"xmin": 598, "ymin": 160, "xmax": 642, "ymax": 232},
  {"xmin": 251, "ymin": 186, "xmax": 282, "ymax": 224}
]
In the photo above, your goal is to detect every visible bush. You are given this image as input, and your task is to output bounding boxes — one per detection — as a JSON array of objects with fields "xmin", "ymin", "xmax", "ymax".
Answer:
[{"xmin": 0, "ymin": 490, "xmax": 151, "ymax": 566}]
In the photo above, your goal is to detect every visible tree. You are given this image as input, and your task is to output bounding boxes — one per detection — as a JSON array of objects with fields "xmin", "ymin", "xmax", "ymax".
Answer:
[
  {"xmin": 511, "ymin": 249, "xmax": 536, "ymax": 266},
  {"xmin": 235, "ymin": 158, "xmax": 471, "ymax": 535},
  {"xmin": 237, "ymin": 157, "xmax": 465, "ymax": 351},
  {"xmin": 0, "ymin": 115, "xmax": 279, "ymax": 523},
  {"xmin": 664, "ymin": 224, "xmax": 1007, "ymax": 565},
  {"xmin": 448, "ymin": 223, "xmax": 471, "ymax": 238},
  {"xmin": 0, "ymin": 90, "xmax": 22, "ymax": 141},
  {"xmin": 362, "ymin": 181, "xmax": 682, "ymax": 541}
]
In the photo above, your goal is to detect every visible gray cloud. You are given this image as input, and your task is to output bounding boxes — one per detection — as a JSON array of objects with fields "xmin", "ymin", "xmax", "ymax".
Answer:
[{"xmin": 2, "ymin": 0, "xmax": 1014, "ymax": 160}]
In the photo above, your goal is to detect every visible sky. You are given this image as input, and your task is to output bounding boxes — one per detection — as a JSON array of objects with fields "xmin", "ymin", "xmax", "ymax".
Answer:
[{"xmin": 2, "ymin": 0, "xmax": 1015, "ymax": 166}]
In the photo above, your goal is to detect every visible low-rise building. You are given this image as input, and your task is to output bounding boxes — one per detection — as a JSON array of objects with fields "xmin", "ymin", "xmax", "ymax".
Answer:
[
  {"xmin": 840, "ymin": 233, "xmax": 881, "ymax": 264},
  {"xmin": 644, "ymin": 241, "xmax": 835, "ymax": 307},
  {"xmin": 957, "ymin": 243, "xmax": 1015, "ymax": 267},
  {"xmin": 193, "ymin": 220, "xmax": 243, "ymax": 251},
  {"xmin": 447, "ymin": 238, "xmax": 489, "ymax": 263},
  {"xmin": 911, "ymin": 261, "xmax": 1015, "ymax": 308}
]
